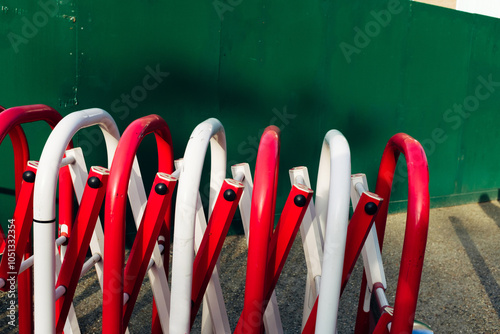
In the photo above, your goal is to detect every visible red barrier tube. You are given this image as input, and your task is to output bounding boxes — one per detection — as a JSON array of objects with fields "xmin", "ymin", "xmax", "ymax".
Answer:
[
  {"xmin": 0, "ymin": 105, "xmax": 69, "ymax": 334},
  {"xmin": 355, "ymin": 133, "xmax": 429, "ymax": 334},
  {"xmin": 236, "ymin": 126, "xmax": 280, "ymax": 334},
  {"xmin": 102, "ymin": 115, "xmax": 173, "ymax": 334}
]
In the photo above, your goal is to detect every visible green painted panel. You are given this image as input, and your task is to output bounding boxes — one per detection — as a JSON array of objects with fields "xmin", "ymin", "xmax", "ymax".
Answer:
[
  {"xmin": 2, "ymin": 0, "xmax": 500, "ymax": 235},
  {"xmin": 402, "ymin": 3, "xmax": 474, "ymax": 203},
  {"xmin": 0, "ymin": 0, "xmax": 78, "ymax": 232},
  {"xmin": 460, "ymin": 15, "xmax": 500, "ymax": 194}
]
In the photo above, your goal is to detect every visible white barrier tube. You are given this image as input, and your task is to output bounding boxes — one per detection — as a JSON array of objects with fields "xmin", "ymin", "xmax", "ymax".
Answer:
[
  {"xmin": 19, "ymin": 256, "xmax": 34, "ymax": 274},
  {"xmin": 60, "ymin": 156, "xmax": 76, "ymax": 168},
  {"xmin": 55, "ymin": 286, "xmax": 67, "ymax": 301},
  {"xmin": 375, "ymin": 286, "xmax": 389, "ymax": 310},
  {"xmin": 19, "ymin": 237, "xmax": 68, "ymax": 275},
  {"xmin": 123, "ymin": 293, "xmax": 130, "ymax": 305},
  {"xmin": 80, "ymin": 253, "xmax": 102, "ymax": 278},
  {"xmin": 33, "ymin": 109, "xmax": 119, "ymax": 334},
  {"xmin": 55, "ymin": 236, "xmax": 67, "ymax": 247},
  {"xmin": 170, "ymin": 118, "xmax": 226, "ymax": 334},
  {"xmin": 147, "ymin": 244, "xmax": 165, "ymax": 271},
  {"xmin": 314, "ymin": 130, "xmax": 351, "ymax": 333}
]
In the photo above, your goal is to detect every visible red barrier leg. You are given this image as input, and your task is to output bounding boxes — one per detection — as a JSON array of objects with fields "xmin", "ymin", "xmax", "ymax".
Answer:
[
  {"xmin": 264, "ymin": 184, "xmax": 312, "ymax": 302},
  {"xmin": 122, "ymin": 173, "xmax": 177, "ymax": 330},
  {"xmin": 55, "ymin": 167, "xmax": 110, "ymax": 334},
  {"xmin": 341, "ymin": 192, "xmax": 382, "ymax": 293},
  {"xmin": 190, "ymin": 179, "xmax": 244, "ymax": 327},
  {"xmin": 58, "ymin": 164, "xmax": 74, "ymax": 245}
]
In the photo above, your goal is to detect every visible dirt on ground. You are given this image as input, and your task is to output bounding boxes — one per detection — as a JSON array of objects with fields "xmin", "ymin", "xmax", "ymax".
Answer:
[{"xmin": 1, "ymin": 201, "xmax": 499, "ymax": 333}]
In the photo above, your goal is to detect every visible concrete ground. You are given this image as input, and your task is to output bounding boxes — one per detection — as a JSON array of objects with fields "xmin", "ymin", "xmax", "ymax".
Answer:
[{"xmin": 1, "ymin": 201, "xmax": 500, "ymax": 333}]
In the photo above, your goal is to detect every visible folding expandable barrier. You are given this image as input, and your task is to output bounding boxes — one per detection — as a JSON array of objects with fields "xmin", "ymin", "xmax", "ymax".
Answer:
[
  {"xmin": 0, "ymin": 106, "xmax": 431, "ymax": 333},
  {"xmin": 102, "ymin": 114, "xmax": 174, "ymax": 334}
]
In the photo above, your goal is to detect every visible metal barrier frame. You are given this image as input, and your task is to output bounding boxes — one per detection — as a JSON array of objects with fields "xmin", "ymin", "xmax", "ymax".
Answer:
[
  {"xmin": 354, "ymin": 133, "xmax": 430, "ymax": 334},
  {"xmin": 0, "ymin": 104, "xmax": 70, "ymax": 334},
  {"xmin": 169, "ymin": 118, "xmax": 228, "ymax": 334},
  {"xmin": 102, "ymin": 114, "xmax": 174, "ymax": 334},
  {"xmin": 33, "ymin": 108, "xmax": 119, "ymax": 334},
  {"xmin": 231, "ymin": 162, "xmax": 284, "ymax": 334},
  {"xmin": 312, "ymin": 130, "xmax": 351, "ymax": 333},
  {"xmin": 288, "ymin": 130, "xmax": 351, "ymax": 333},
  {"xmin": 234, "ymin": 126, "xmax": 313, "ymax": 334}
]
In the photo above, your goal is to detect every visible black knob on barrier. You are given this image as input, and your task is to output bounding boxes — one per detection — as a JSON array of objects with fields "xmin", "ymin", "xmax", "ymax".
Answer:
[
  {"xmin": 87, "ymin": 176, "xmax": 101, "ymax": 189},
  {"xmin": 364, "ymin": 202, "xmax": 378, "ymax": 215},
  {"xmin": 23, "ymin": 170, "xmax": 36, "ymax": 183},
  {"xmin": 294, "ymin": 194, "xmax": 307, "ymax": 207},
  {"xmin": 155, "ymin": 183, "xmax": 168, "ymax": 195},
  {"xmin": 223, "ymin": 189, "xmax": 237, "ymax": 201}
]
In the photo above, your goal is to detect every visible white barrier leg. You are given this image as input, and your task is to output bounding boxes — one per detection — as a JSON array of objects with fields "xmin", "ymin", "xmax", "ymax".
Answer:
[
  {"xmin": 350, "ymin": 173, "xmax": 387, "ymax": 312},
  {"xmin": 289, "ymin": 167, "xmax": 323, "ymax": 329}
]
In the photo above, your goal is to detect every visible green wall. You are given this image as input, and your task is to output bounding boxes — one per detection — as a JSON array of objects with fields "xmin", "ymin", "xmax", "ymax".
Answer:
[{"xmin": 1, "ymin": 0, "xmax": 500, "ymax": 235}]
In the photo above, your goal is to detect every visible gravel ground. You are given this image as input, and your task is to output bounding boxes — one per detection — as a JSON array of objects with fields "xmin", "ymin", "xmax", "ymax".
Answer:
[{"xmin": 1, "ymin": 201, "xmax": 500, "ymax": 333}]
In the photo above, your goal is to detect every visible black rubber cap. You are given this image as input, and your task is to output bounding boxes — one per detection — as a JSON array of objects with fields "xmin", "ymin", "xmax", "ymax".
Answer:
[
  {"xmin": 87, "ymin": 176, "xmax": 101, "ymax": 189},
  {"xmin": 223, "ymin": 189, "xmax": 237, "ymax": 201},
  {"xmin": 294, "ymin": 194, "xmax": 307, "ymax": 207},
  {"xmin": 364, "ymin": 202, "xmax": 378, "ymax": 215},
  {"xmin": 155, "ymin": 183, "xmax": 168, "ymax": 195},
  {"xmin": 23, "ymin": 170, "xmax": 36, "ymax": 183}
]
